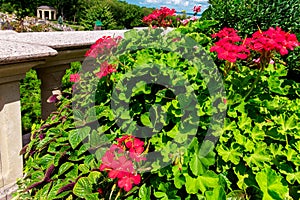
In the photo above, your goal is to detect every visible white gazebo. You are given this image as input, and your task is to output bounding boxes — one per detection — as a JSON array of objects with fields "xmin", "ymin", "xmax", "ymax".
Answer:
[{"xmin": 37, "ymin": 6, "xmax": 57, "ymax": 20}]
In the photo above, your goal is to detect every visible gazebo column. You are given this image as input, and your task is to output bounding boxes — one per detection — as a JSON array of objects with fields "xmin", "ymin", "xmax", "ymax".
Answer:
[
  {"xmin": 49, "ymin": 11, "xmax": 52, "ymax": 20},
  {"xmin": 37, "ymin": 9, "xmax": 40, "ymax": 18},
  {"xmin": 42, "ymin": 10, "xmax": 45, "ymax": 20}
]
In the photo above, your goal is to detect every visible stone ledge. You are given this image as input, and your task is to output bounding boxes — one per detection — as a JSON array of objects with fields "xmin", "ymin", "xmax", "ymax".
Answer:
[
  {"xmin": 0, "ymin": 182, "xmax": 18, "ymax": 200},
  {"xmin": 3, "ymin": 30, "xmax": 128, "ymax": 50},
  {"xmin": 0, "ymin": 40, "xmax": 57, "ymax": 65}
]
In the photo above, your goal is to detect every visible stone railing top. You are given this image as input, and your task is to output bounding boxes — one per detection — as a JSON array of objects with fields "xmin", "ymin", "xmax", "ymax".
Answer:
[
  {"xmin": 0, "ymin": 28, "xmax": 174, "ymax": 65},
  {"xmin": 0, "ymin": 39, "xmax": 57, "ymax": 65},
  {"xmin": 2, "ymin": 30, "xmax": 128, "ymax": 50}
]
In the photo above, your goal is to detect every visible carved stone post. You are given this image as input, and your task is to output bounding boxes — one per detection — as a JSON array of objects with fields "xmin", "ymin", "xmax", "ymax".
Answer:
[
  {"xmin": 36, "ymin": 64, "xmax": 69, "ymax": 120},
  {"xmin": 0, "ymin": 61, "xmax": 43, "ymax": 200}
]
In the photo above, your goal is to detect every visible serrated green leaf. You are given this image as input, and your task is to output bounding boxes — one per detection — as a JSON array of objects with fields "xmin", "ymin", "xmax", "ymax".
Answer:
[
  {"xmin": 256, "ymin": 168, "xmax": 289, "ymax": 200},
  {"xmin": 139, "ymin": 184, "xmax": 151, "ymax": 200},
  {"xmin": 217, "ymin": 143, "xmax": 242, "ymax": 165}
]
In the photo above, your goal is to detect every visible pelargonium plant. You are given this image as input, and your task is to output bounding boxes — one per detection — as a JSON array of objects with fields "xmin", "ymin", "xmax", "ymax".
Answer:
[{"xmin": 210, "ymin": 26, "xmax": 299, "ymax": 98}]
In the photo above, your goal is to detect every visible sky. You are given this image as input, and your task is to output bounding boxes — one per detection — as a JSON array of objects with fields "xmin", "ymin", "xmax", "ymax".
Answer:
[{"xmin": 124, "ymin": 0, "xmax": 210, "ymax": 14}]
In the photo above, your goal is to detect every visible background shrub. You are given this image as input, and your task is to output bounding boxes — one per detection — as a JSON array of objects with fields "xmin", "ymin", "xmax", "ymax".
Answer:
[{"xmin": 202, "ymin": 0, "xmax": 300, "ymax": 37}]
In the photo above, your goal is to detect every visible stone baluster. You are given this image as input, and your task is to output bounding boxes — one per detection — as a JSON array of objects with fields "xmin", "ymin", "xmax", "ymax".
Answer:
[{"xmin": 0, "ymin": 39, "xmax": 57, "ymax": 200}]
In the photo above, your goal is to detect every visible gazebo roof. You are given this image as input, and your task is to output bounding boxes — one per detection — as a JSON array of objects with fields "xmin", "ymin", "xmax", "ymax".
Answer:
[{"xmin": 37, "ymin": 6, "xmax": 56, "ymax": 10}]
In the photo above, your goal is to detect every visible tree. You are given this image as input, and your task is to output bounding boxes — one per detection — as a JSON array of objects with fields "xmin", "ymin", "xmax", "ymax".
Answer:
[{"xmin": 79, "ymin": 1, "xmax": 117, "ymax": 30}]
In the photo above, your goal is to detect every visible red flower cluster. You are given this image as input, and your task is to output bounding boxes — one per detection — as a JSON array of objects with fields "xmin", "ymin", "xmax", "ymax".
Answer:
[
  {"xmin": 210, "ymin": 28, "xmax": 250, "ymax": 63},
  {"xmin": 95, "ymin": 61, "xmax": 117, "ymax": 79},
  {"xmin": 193, "ymin": 5, "xmax": 201, "ymax": 13},
  {"xmin": 245, "ymin": 27, "xmax": 299, "ymax": 55},
  {"xmin": 85, "ymin": 36, "xmax": 122, "ymax": 58},
  {"xmin": 69, "ymin": 73, "xmax": 80, "ymax": 83},
  {"xmin": 99, "ymin": 135, "xmax": 146, "ymax": 192},
  {"xmin": 142, "ymin": 7, "xmax": 176, "ymax": 27}
]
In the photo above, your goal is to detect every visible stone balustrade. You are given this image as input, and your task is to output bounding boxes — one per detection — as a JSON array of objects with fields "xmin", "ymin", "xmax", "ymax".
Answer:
[{"xmin": 0, "ymin": 30, "xmax": 128, "ymax": 200}]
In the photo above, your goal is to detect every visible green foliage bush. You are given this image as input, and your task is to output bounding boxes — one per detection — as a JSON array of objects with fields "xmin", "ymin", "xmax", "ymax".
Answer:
[
  {"xmin": 15, "ymin": 21, "xmax": 300, "ymax": 199},
  {"xmin": 20, "ymin": 62, "xmax": 82, "ymax": 134},
  {"xmin": 20, "ymin": 69, "xmax": 41, "ymax": 134},
  {"xmin": 77, "ymin": 0, "xmax": 151, "ymax": 30},
  {"xmin": 202, "ymin": 0, "xmax": 300, "ymax": 36}
]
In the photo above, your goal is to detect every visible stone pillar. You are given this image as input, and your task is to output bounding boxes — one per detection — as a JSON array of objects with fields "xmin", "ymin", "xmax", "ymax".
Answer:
[
  {"xmin": 49, "ymin": 11, "xmax": 52, "ymax": 20},
  {"xmin": 0, "ymin": 81, "xmax": 23, "ymax": 186},
  {"xmin": 37, "ymin": 64, "xmax": 69, "ymax": 120},
  {"xmin": 42, "ymin": 10, "xmax": 45, "ymax": 20},
  {"xmin": 37, "ymin": 9, "xmax": 40, "ymax": 18},
  {"xmin": 54, "ymin": 11, "xmax": 56, "ymax": 20},
  {"xmin": 0, "ymin": 61, "xmax": 41, "ymax": 200}
]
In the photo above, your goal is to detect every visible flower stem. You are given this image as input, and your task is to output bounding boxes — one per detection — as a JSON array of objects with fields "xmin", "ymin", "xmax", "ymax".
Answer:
[
  {"xmin": 109, "ymin": 183, "xmax": 116, "ymax": 200},
  {"xmin": 114, "ymin": 189, "xmax": 121, "ymax": 200},
  {"xmin": 244, "ymin": 68, "xmax": 264, "ymax": 100}
]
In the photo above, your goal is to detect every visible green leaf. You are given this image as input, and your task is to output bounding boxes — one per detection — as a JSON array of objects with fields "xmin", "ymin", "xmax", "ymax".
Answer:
[
  {"xmin": 73, "ymin": 177, "xmax": 92, "ymax": 198},
  {"xmin": 87, "ymin": 171, "xmax": 101, "ymax": 185},
  {"xmin": 205, "ymin": 186, "xmax": 226, "ymax": 200},
  {"xmin": 78, "ymin": 164, "xmax": 90, "ymax": 174},
  {"xmin": 286, "ymin": 172, "xmax": 300, "ymax": 184},
  {"xmin": 244, "ymin": 143, "xmax": 271, "ymax": 169},
  {"xmin": 139, "ymin": 184, "xmax": 151, "ymax": 200},
  {"xmin": 256, "ymin": 168, "xmax": 289, "ymax": 200},
  {"xmin": 185, "ymin": 176, "xmax": 199, "ymax": 194},
  {"xmin": 197, "ymin": 171, "xmax": 220, "ymax": 193},
  {"xmin": 189, "ymin": 141, "xmax": 215, "ymax": 176},
  {"xmin": 217, "ymin": 143, "xmax": 242, "ymax": 165},
  {"xmin": 68, "ymin": 127, "xmax": 91, "ymax": 149},
  {"xmin": 58, "ymin": 162, "xmax": 74, "ymax": 176},
  {"xmin": 141, "ymin": 112, "xmax": 153, "ymax": 127}
]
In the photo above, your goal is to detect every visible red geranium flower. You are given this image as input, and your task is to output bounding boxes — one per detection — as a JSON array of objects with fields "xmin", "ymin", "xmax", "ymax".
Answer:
[
  {"xmin": 117, "ymin": 173, "xmax": 141, "ymax": 192},
  {"xmin": 95, "ymin": 61, "xmax": 117, "ymax": 78},
  {"xmin": 210, "ymin": 29, "xmax": 250, "ymax": 63},
  {"xmin": 245, "ymin": 27, "xmax": 299, "ymax": 55},
  {"xmin": 70, "ymin": 73, "xmax": 80, "ymax": 83},
  {"xmin": 85, "ymin": 36, "xmax": 122, "ymax": 58}
]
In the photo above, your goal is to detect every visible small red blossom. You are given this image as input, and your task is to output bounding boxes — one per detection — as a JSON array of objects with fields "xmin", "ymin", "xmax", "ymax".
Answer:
[
  {"xmin": 193, "ymin": 5, "xmax": 201, "ymax": 13},
  {"xmin": 85, "ymin": 36, "xmax": 122, "ymax": 58},
  {"xmin": 70, "ymin": 73, "xmax": 80, "ymax": 83},
  {"xmin": 97, "ymin": 188, "xmax": 103, "ymax": 195},
  {"xmin": 117, "ymin": 173, "xmax": 141, "ymax": 192},
  {"xmin": 211, "ymin": 27, "xmax": 241, "ymax": 43},
  {"xmin": 95, "ymin": 61, "xmax": 117, "ymax": 78}
]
